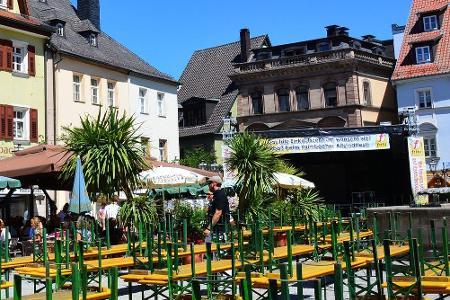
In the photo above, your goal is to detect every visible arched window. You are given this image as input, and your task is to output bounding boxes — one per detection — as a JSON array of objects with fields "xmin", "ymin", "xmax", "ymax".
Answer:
[
  {"xmin": 296, "ymin": 86, "xmax": 309, "ymax": 110},
  {"xmin": 323, "ymin": 82, "xmax": 338, "ymax": 107},
  {"xmin": 363, "ymin": 81, "xmax": 372, "ymax": 106},
  {"xmin": 419, "ymin": 123, "xmax": 438, "ymax": 158},
  {"xmin": 277, "ymin": 88, "xmax": 290, "ymax": 112},
  {"xmin": 251, "ymin": 91, "xmax": 263, "ymax": 115}
]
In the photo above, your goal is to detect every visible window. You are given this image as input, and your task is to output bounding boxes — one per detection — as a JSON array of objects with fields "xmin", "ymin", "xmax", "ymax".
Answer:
[
  {"xmin": 157, "ymin": 92, "xmax": 165, "ymax": 117},
  {"xmin": 423, "ymin": 15, "xmax": 438, "ymax": 32},
  {"xmin": 424, "ymin": 137, "xmax": 437, "ymax": 158},
  {"xmin": 277, "ymin": 89, "xmax": 290, "ymax": 112},
  {"xmin": 56, "ymin": 23, "xmax": 65, "ymax": 36},
  {"xmin": 324, "ymin": 83, "xmax": 338, "ymax": 107},
  {"xmin": 416, "ymin": 46, "xmax": 431, "ymax": 64},
  {"xmin": 13, "ymin": 108, "xmax": 28, "ymax": 140},
  {"xmin": 0, "ymin": 0, "xmax": 6, "ymax": 8},
  {"xmin": 13, "ymin": 46, "xmax": 26, "ymax": 73},
  {"xmin": 90, "ymin": 78, "xmax": 99, "ymax": 104},
  {"xmin": 141, "ymin": 137, "xmax": 149, "ymax": 157},
  {"xmin": 417, "ymin": 89, "xmax": 432, "ymax": 108},
  {"xmin": 251, "ymin": 91, "xmax": 263, "ymax": 114},
  {"xmin": 363, "ymin": 81, "xmax": 372, "ymax": 106},
  {"xmin": 139, "ymin": 88, "xmax": 148, "ymax": 114},
  {"xmin": 296, "ymin": 86, "xmax": 309, "ymax": 110},
  {"xmin": 107, "ymin": 82, "xmax": 115, "ymax": 106},
  {"xmin": 89, "ymin": 34, "xmax": 98, "ymax": 47},
  {"xmin": 318, "ymin": 42, "xmax": 330, "ymax": 52},
  {"xmin": 159, "ymin": 139, "xmax": 167, "ymax": 162},
  {"xmin": 73, "ymin": 74, "xmax": 81, "ymax": 102}
]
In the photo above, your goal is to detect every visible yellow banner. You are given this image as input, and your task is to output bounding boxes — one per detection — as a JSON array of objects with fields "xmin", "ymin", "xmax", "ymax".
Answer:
[{"xmin": 0, "ymin": 141, "xmax": 14, "ymax": 159}]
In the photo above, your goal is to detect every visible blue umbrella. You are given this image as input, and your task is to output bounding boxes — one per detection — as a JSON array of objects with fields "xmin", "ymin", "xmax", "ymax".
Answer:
[{"xmin": 69, "ymin": 156, "xmax": 91, "ymax": 214}]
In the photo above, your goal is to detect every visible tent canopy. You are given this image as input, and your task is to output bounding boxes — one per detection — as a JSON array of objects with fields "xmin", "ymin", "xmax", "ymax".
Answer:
[{"xmin": 0, "ymin": 145, "xmax": 72, "ymax": 190}]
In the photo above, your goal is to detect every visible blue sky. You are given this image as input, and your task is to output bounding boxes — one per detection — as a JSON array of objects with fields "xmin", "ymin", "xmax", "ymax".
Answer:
[{"xmin": 72, "ymin": 0, "xmax": 412, "ymax": 79}]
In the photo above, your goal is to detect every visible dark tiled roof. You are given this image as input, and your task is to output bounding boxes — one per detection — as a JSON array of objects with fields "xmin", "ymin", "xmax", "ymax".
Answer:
[
  {"xmin": 393, "ymin": 0, "xmax": 450, "ymax": 80},
  {"xmin": 28, "ymin": 0, "xmax": 177, "ymax": 84},
  {"xmin": 178, "ymin": 35, "xmax": 269, "ymax": 137}
]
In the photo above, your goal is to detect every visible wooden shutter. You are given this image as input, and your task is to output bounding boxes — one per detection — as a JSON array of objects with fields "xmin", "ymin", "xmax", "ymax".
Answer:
[
  {"xmin": 30, "ymin": 108, "xmax": 38, "ymax": 143},
  {"xmin": 0, "ymin": 42, "xmax": 4, "ymax": 71},
  {"xmin": 5, "ymin": 105, "xmax": 14, "ymax": 141},
  {"xmin": 28, "ymin": 45, "xmax": 35, "ymax": 76},
  {"xmin": 7, "ymin": 0, "xmax": 13, "ymax": 9},
  {"xmin": 4, "ymin": 40, "xmax": 12, "ymax": 72},
  {"xmin": 0, "ymin": 105, "xmax": 6, "ymax": 140}
]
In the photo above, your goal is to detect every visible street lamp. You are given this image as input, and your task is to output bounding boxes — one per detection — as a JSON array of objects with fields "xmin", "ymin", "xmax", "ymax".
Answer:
[
  {"xmin": 198, "ymin": 162, "xmax": 207, "ymax": 170},
  {"xmin": 429, "ymin": 159, "xmax": 438, "ymax": 174},
  {"xmin": 222, "ymin": 113, "xmax": 237, "ymax": 141}
]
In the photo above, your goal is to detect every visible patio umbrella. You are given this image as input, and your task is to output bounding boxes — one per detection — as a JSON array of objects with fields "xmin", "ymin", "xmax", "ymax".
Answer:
[
  {"xmin": 0, "ymin": 176, "xmax": 21, "ymax": 189},
  {"xmin": 222, "ymin": 173, "xmax": 315, "ymax": 190},
  {"xmin": 69, "ymin": 156, "xmax": 91, "ymax": 214},
  {"xmin": 274, "ymin": 172, "xmax": 316, "ymax": 189},
  {"xmin": 140, "ymin": 167, "xmax": 206, "ymax": 189}
]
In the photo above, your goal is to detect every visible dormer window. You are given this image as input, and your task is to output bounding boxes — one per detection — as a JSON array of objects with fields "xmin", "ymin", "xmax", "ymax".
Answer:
[
  {"xmin": 317, "ymin": 42, "xmax": 331, "ymax": 52},
  {"xmin": 416, "ymin": 46, "xmax": 431, "ymax": 64},
  {"xmin": 89, "ymin": 34, "xmax": 98, "ymax": 47},
  {"xmin": 56, "ymin": 23, "xmax": 65, "ymax": 37},
  {"xmin": 423, "ymin": 15, "xmax": 438, "ymax": 32}
]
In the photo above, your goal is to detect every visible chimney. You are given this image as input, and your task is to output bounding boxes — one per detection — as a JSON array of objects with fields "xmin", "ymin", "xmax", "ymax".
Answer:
[
  {"xmin": 77, "ymin": 0, "xmax": 100, "ymax": 30},
  {"xmin": 325, "ymin": 25, "xmax": 339, "ymax": 37},
  {"xmin": 240, "ymin": 28, "xmax": 251, "ymax": 63}
]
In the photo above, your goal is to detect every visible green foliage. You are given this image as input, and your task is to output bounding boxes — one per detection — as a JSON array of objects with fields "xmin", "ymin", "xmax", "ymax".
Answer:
[
  {"xmin": 227, "ymin": 132, "xmax": 279, "ymax": 219},
  {"xmin": 290, "ymin": 189, "xmax": 325, "ymax": 221},
  {"xmin": 275, "ymin": 160, "xmax": 304, "ymax": 177},
  {"xmin": 180, "ymin": 147, "xmax": 216, "ymax": 168},
  {"xmin": 61, "ymin": 109, "xmax": 148, "ymax": 198},
  {"xmin": 118, "ymin": 196, "xmax": 158, "ymax": 227},
  {"xmin": 172, "ymin": 200, "xmax": 206, "ymax": 241}
]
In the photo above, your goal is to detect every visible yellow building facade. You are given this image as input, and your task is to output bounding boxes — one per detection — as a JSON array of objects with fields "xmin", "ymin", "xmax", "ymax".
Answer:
[{"xmin": 0, "ymin": 0, "xmax": 53, "ymax": 157}]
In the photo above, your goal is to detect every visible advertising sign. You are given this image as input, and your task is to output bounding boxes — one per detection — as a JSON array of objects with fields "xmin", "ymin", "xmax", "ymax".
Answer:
[
  {"xmin": 407, "ymin": 136, "xmax": 428, "ymax": 204},
  {"xmin": 0, "ymin": 141, "xmax": 14, "ymax": 159},
  {"xmin": 270, "ymin": 133, "xmax": 390, "ymax": 154}
]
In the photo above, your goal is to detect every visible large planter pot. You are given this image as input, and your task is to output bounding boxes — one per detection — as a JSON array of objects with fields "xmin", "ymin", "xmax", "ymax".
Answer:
[{"xmin": 275, "ymin": 232, "xmax": 287, "ymax": 247}]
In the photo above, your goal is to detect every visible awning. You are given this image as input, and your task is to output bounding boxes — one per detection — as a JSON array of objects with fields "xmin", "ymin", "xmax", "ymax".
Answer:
[{"xmin": 0, "ymin": 145, "xmax": 72, "ymax": 190}]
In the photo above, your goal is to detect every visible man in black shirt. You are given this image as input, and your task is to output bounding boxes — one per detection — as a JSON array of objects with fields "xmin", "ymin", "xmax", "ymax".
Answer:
[{"xmin": 204, "ymin": 176, "xmax": 230, "ymax": 239}]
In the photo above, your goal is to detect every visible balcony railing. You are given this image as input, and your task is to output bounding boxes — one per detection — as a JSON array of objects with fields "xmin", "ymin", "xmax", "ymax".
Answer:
[{"xmin": 233, "ymin": 49, "xmax": 395, "ymax": 73}]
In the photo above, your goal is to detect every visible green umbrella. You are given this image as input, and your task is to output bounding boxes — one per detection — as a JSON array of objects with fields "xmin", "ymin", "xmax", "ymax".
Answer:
[{"xmin": 0, "ymin": 176, "xmax": 21, "ymax": 189}]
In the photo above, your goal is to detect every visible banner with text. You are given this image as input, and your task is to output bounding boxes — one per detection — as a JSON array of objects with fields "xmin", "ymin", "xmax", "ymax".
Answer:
[
  {"xmin": 270, "ymin": 133, "xmax": 390, "ymax": 154},
  {"xmin": 407, "ymin": 136, "xmax": 428, "ymax": 204}
]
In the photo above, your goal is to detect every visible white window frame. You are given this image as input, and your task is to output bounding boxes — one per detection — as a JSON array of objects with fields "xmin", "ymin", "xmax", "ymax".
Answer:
[
  {"xmin": 416, "ymin": 88, "xmax": 433, "ymax": 109},
  {"xmin": 12, "ymin": 41, "xmax": 28, "ymax": 74},
  {"xmin": 139, "ymin": 88, "xmax": 148, "ymax": 114},
  {"xmin": 107, "ymin": 81, "xmax": 115, "ymax": 107},
  {"xmin": 91, "ymin": 78, "xmax": 99, "ymax": 105},
  {"xmin": 423, "ymin": 136, "xmax": 437, "ymax": 158},
  {"xmin": 89, "ymin": 34, "xmax": 98, "ymax": 47},
  {"xmin": 157, "ymin": 92, "xmax": 165, "ymax": 117},
  {"xmin": 158, "ymin": 139, "xmax": 167, "ymax": 162},
  {"xmin": 416, "ymin": 46, "xmax": 431, "ymax": 64},
  {"xmin": 56, "ymin": 23, "xmax": 65, "ymax": 37},
  {"xmin": 423, "ymin": 15, "xmax": 438, "ymax": 32},
  {"xmin": 73, "ymin": 74, "xmax": 82, "ymax": 102},
  {"xmin": 0, "ymin": 0, "xmax": 7, "ymax": 8},
  {"xmin": 13, "ymin": 107, "xmax": 29, "ymax": 141}
]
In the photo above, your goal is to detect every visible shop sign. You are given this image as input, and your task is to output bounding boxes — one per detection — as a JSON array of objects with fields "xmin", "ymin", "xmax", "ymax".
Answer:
[
  {"xmin": 0, "ymin": 141, "xmax": 14, "ymax": 159},
  {"xmin": 407, "ymin": 136, "xmax": 428, "ymax": 204},
  {"xmin": 270, "ymin": 133, "xmax": 390, "ymax": 154}
]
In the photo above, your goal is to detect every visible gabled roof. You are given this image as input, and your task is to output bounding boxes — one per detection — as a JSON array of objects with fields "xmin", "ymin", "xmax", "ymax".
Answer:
[
  {"xmin": 28, "ymin": 0, "xmax": 177, "ymax": 85},
  {"xmin": 178, "ymin": 35, "xmax": 270, "ymax": 138},
  {"xmin": 0, "ymin": 0, "xmax": 53, "ymax": 36},
  {"xmin": 392, "ymin": 0, "xmax": 450, "ymax": 81}
]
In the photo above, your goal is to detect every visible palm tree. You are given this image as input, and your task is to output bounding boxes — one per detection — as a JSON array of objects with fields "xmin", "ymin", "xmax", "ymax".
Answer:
[
  {"xmin": 227, "ymin": 133, "xmax": 279, "ymax": 220},
  {"xmin": 61, "ymin": 109, "xmax": 148, "ymax": 200}
]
